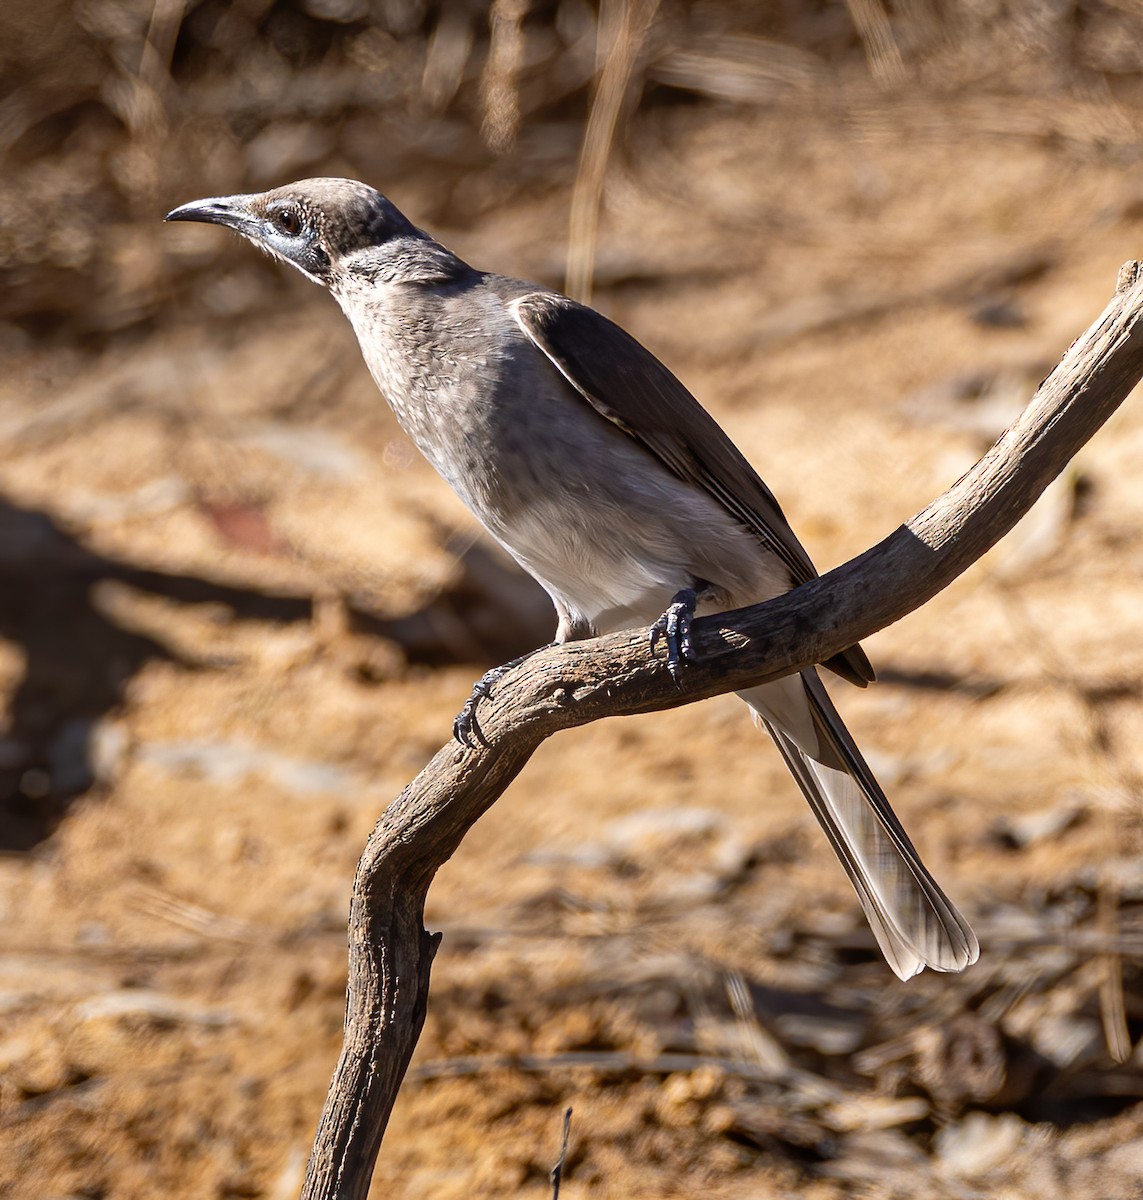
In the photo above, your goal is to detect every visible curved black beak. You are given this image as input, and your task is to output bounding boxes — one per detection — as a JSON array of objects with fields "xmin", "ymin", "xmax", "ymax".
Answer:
[{"xmin": 164, "ymin": 195, "xmax": 256, "ymax": 231}]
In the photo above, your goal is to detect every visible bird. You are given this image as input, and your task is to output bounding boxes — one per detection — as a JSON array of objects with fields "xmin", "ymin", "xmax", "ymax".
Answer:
[{"xmin": 165, "ymin": 178, "xmax": 979, "ymax": 980}]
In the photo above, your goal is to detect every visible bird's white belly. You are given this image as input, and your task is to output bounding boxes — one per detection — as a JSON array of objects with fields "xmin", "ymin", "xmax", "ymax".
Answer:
[{"xmin": 492, "ymin": 500, "xmax": 684, "ymax": 637}]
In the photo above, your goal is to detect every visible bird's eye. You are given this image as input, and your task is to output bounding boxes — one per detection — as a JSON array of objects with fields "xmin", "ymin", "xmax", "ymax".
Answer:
[{"xmin": 275, "ymin": 207, "xmax": 302, "ymax": 236}]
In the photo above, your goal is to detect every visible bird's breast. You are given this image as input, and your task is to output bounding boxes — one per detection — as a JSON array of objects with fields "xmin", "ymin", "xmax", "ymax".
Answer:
[
  {"xmin": 338, "ymin": 284, "xmax": 787, "ymax": 631},
  {"xmin": 346, "ymin": 291, "xmax": 561, "ymax": 514}
]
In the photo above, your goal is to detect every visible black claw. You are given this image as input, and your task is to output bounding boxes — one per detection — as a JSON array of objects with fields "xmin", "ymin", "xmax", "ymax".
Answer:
[
  {"xmin": 452, "ymin": 698, "xmax": 488, "ymax": 749},
  {"xmin": 453, "ymin": 671, "xmax": 501, "ymax": 747},
  {"xmin": 650, "ymin": 587, "xmax": 698, "ymax": 682},
  {"xmin": 452, "ymin": 645, "xmax": 552, "ymax": 748}
]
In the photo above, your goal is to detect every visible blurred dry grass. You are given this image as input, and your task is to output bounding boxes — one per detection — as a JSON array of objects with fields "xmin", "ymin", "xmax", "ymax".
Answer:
[
  {"xmin": 3, "ymin": 0, "xmax": 1143, "ymax": 335},
  {"xmin": 4, "ymin": 2, "xmax": 1143, "ymax": 1198}
]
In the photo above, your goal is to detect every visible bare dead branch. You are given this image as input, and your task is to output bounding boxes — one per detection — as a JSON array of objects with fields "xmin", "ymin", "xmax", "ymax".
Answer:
[
  {"xmin": 550, "ymin": 1107, "xmax": 573, "ymax": 1200},
  {"xmin": 300, "ymin": 266, "xmax": 1143, "ymax": 1199}
]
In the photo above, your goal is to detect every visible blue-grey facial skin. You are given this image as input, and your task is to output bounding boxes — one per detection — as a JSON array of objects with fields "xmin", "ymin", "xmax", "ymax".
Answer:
[
  {"xmin": 165, "ymin": 193, "xmax": 333, "ymax": 283},
  {"xmin": 164, "ymin": 175, "xmax": 979, "ymax": 982},
  {"xmin": 165, "ymin": 178, "xmax": 421, "ymax": 286}
]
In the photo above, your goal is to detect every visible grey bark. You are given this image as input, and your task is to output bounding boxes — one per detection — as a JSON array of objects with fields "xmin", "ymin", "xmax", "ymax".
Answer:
[{"xmin": 301, "ymin": 264, "xmax": 1143, "ymax": 1199}]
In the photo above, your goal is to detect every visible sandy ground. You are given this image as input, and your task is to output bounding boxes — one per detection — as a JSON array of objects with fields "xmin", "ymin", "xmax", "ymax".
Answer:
[{"xmin": 5, "ymin": 23, "xmax": 1143, "ymax": 1199}]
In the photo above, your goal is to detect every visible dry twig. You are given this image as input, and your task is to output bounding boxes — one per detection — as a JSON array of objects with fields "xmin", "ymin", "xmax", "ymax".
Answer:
[
  {"xmin": 300, "ymin": 266, "xmax": 1143, "ymax": 1199},
  {"xmin": 550, "ymin": 1107, "xmax": 573, "ymax": 1200},
  {"xmin": 565, "ymin": 0, "xmax": 660, "ymax": 303}
]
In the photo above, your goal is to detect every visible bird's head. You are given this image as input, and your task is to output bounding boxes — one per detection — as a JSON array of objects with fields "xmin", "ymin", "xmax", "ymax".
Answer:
[{"xmin": 164, "ymin": 178, "xmax": 439, "ymax": 288}]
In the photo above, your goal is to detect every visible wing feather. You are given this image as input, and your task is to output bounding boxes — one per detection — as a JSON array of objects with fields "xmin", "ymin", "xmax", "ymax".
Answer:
[{"xmin": 511, "ymin": 291, "xmax": 873, "ymax": 686}]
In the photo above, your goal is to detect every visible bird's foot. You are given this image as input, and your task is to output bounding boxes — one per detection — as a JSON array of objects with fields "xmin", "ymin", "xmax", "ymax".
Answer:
[
  {"xmin": 452, "ymin": 647, "xmax": 550, "ymax": 748},
  {"xmin": 649, "ymin": 587, "xmax": 698, "ymax": 683}
]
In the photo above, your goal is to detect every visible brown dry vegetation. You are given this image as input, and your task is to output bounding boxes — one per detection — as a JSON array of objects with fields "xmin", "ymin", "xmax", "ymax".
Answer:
[{"xmin": 4, "ymin": 2, "xmax": 1143, "ymax": 1197}]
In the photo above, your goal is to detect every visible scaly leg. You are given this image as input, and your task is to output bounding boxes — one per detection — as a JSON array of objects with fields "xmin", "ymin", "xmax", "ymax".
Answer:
[
  {"xmin": 649, "ymin": 587, "xmax": 699, "ymax": 682},
  {"xmin": 453, "ymin": 644, "xmax": 555, "ymax": 748}
]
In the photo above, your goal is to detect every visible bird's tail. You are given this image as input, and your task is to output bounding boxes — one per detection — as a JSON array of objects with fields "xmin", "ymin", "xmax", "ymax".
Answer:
[{"xmin": 738, "ymin": 670, "xmax": 978, "ymax": 980}]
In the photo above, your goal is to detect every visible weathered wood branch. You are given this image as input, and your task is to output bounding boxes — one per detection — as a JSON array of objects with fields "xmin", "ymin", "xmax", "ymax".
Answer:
[{"xmin": 301, "ymin": 264, "xmax": 1143, "ymax": 1200}]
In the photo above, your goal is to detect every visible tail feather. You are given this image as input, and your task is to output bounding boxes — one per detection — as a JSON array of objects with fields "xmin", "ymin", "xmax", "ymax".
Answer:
[{"xmin": 740, "ymin": 671, "xmax": 978, "ymax": 980}]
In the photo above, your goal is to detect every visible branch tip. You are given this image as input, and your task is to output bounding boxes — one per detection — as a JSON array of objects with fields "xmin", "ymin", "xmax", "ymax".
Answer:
[{"xmin": 1116, "ymin": 260, "xmax": 1141, "ymax": 294}]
